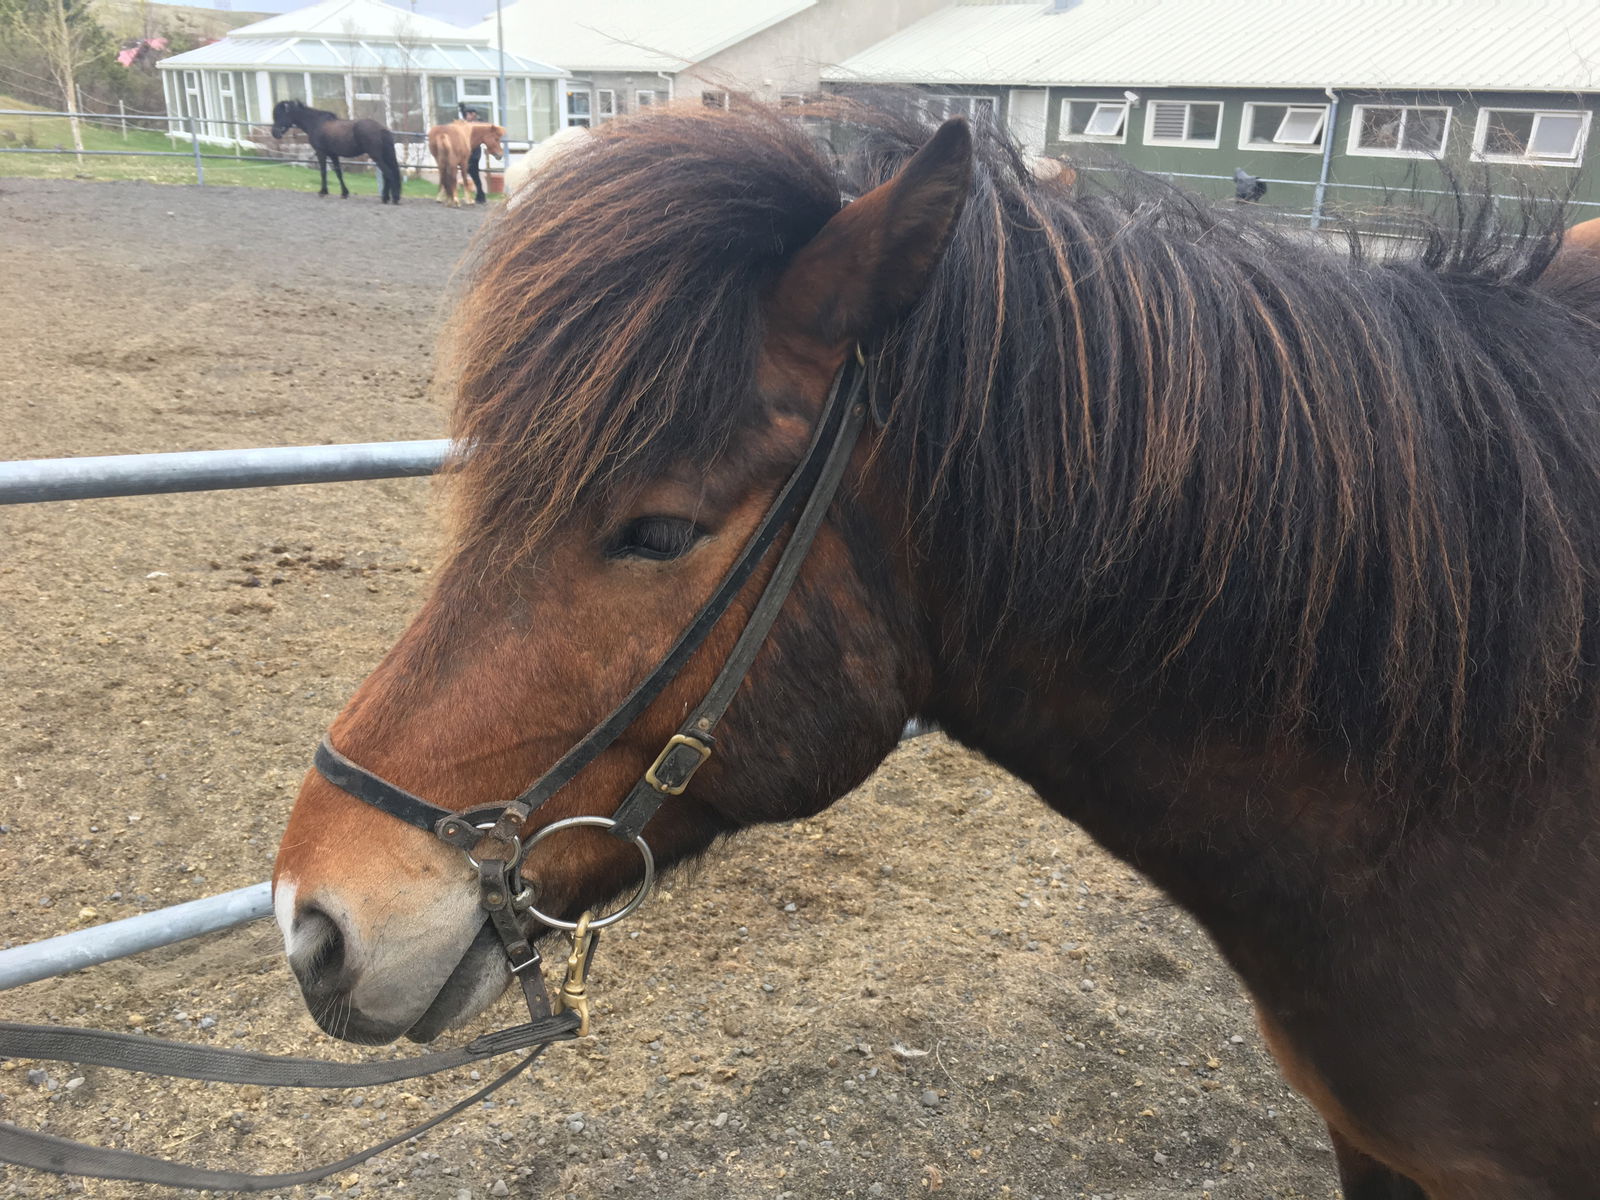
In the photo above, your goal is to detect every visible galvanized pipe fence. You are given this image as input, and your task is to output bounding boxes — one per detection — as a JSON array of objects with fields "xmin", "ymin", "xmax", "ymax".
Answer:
[
  {"xmin": 1071, "ymin": 162, "xmax": 1600, "ymax": 232},
  {"xmin": 0, "ymin": 438, "xmax": 929, "ymax": 990},
  {"xmin": 0, "ymin": 439, "xmax": 452, "ymax": 505},
  {"xmin": 11, "ymin": 106, "xmax": 1598, "ymax": 229},
  {"xmin": 0, "ymin": 438, "xmax": 460, "ymax": 991}
]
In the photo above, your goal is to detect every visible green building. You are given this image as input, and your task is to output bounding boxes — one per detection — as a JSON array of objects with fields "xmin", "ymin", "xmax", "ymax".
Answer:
[{"xmin": 823, "ymin": 0, "xmax": 1600, "ymax": 228}]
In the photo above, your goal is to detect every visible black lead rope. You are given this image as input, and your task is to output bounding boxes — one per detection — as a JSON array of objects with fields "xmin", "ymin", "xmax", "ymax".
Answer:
[
  {"xmin": 0, "ymin": 356, "xmax": 872, "ymax": 1192},
  {"xmin": 0, "ymin": 1015, "xmax": 578, "ymax": 1191}
]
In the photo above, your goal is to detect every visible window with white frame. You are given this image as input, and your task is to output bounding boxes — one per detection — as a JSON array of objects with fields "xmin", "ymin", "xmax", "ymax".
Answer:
[
  {"xmin": 566, "ymin": 87, "xmax": 592, "ymax": 127},
  {"xmin": 351, "ymin": 74, "xmax": 385, "ymax": 124},
  {"xmin": 216, "ymin": 71, "xmax": 239, "ymax": 127},
  {"xmin": 1061, "ymin": 98, "xmax": 1129, "ymax": 142},
  {"xmin": 431, "ymin": 77, "xmax": 459, "ymax": 127},
  {"xmin": 1240, "ymin": 102, "xmax": 1328, "ymax": 150},
  {"xmin": 1143, "ymin": 100, "xmax": 1222, "ymax": 147},
  {"xmin": 779, "ymin": 92, "xmax": 805, "ymax": 107},
  {"xmin": 635, "ymin": 90, "xmax": 656, "ymax": 108},
  {"xmin": 1474, "ymin": 107, "xmax": 1590, "ymax": 165},
  {"xmin": 924, "ymin": 94, "xmax": 995, "ymax": 124},
  {"xmin": 181, "ymin": 69, "xmax": 202, "ymax": 121},
  {"xmin": 702, "ymin": 90, "xmax": 730, "ymax": 109},
  {"xmin": 1349, "ymin": 105, "xmax": 1449, "ymax": 157},
  {"xmin": 309, "ymin": 72, "xmax": 348, "ymax": 119},
  {"xmin": 595, "ymin": 89, "xmax": 615, "ymax": 119},
  {"xmin": 460, "ymin": 77, "xmax": 495, "ymax": 124}
]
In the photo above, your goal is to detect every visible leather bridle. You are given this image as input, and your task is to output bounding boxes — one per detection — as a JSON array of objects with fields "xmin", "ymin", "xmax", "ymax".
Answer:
[
  {"xmin": 0, "ymin": 352, "xmax": 871, "ymax": 1191},
  {"xmin": 316, "ymin": 348, "xmax": 870, "ymax": 1026}
]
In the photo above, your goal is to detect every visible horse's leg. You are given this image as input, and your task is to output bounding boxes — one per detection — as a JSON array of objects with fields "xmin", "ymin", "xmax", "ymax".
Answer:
[
  {"xmin": 1330, "ymin": 1129, "xmax": 1428, "ymax": 1200},
  {"xmin": 331, "ymin": 156, "xmax": 348, "ymax": 198},
  {"xmin": 317, "ymin": 151, "xmax": 329, "ymax": 196}
]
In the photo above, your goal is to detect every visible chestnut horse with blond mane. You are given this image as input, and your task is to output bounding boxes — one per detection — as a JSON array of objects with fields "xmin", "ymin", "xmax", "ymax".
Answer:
[
  {"xmin": 427, "ymin": 119, "xmax": 504, "ymax": 206},
  {"xmin": 276, "ymin": 102, "xmax": 1600, "ymax": 1197}
]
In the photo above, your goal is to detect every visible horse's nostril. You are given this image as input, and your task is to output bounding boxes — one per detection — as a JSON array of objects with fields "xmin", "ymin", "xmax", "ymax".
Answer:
[{"xmin": 290, "ymin": 905, "xmax": 346, "ymax": 987}]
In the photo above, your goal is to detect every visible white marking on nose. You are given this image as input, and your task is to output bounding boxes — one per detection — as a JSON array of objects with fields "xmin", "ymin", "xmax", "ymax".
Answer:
[{"xmin": 273, "ymin": 878, "xmax": 299, "ymax": 955}]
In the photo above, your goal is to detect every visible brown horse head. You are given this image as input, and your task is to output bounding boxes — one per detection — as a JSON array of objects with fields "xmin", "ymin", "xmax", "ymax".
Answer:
[
  {"xmin": 480, "ymin": 122, "xmax": 505, "ymax": 161},
  {"xmin": 270, "ymin": 99, "xmax": 303, "ymax": 139},
  {"xmin": 273, "ymin": 112, "xmax": 972, "ymax": 1043}
]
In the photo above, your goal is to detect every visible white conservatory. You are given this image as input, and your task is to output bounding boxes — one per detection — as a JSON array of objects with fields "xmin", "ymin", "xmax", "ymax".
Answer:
[{"xmin": 156, "ymin": 0, "xmax": 566, "ymax": 150}]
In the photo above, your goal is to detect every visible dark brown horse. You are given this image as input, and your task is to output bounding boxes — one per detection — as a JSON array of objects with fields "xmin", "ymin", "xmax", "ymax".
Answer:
[
  {"xmin": 274, "ymin": 102, "xmax": 1600, "ymax": 1197},
  {"xmin": 271, "ymin": 98, "xmax": 402, "ymax": 204}
]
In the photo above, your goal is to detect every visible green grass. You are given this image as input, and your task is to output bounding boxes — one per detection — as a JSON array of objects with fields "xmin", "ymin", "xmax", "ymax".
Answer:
[{"xmin": 0, "ymin": 97, "xmax": 425, "ymax": 195}]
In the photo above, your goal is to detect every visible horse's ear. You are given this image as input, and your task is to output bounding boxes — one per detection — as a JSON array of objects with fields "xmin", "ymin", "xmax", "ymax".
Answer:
[{"xmin": 770, "ymin": 118, "xmax": 972, "ymax": 349}]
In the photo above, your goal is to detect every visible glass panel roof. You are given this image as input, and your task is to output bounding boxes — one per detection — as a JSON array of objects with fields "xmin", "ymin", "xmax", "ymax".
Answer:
[{"xmin": 160, "ymin": 35, "xmax": 561, "ymax": 76}]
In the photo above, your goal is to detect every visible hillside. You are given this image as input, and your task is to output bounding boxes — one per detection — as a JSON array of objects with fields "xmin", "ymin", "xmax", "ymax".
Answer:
[{"xmin": 94, "ymin": 0, "xmax": 272, "ymax": 44}]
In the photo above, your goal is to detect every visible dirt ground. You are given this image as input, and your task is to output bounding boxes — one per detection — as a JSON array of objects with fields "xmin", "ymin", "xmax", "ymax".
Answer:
[{"xmin": 0, "ymin": 178, "xmax": 1340, "ymax": 1200}]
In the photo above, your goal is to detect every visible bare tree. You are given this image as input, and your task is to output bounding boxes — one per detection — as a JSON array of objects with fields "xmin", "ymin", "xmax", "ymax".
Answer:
[{"xmin": 0, "ymin": 0, "xmax": 108, "ymax": 161}]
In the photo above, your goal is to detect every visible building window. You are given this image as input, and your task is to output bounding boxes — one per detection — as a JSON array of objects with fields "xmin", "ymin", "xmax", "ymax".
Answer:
[
  {"xmin": 635, "ymin": 89, "xmax": 656, "ymax": 108},
  {"xmin": 352, "ymin": 74, "xmax": 385, "ymax": 123},
  {"xmin": 1143, "ymin": 100, "xmax": 1222, "ymax": 148},
  {"xmin": 779, "ymin": 92, "xmax": 805, "ymax": 106},
  {"xmin": 702, "ymin": 90, "xmax": 730, "ymax": 109},
  {"xmin": 1061, "ymin": 99, "xmax": 1129, "ymax": 142},
  {"xmin": 460, "ymin": 77, "xmax": 495, "ymax": 124},
  {"xmin": 431, "ymin": 77, "xmax": 458, "ymax": 128},
  {"xmin": 530, "ymin": 79, "xmax": 557, "ymax": 140},
  {"xmin": 270, "ymin": 71, "xmax": 307, "ymax": 107},
  {"xmin": 306, "ymin": 72, "xmax": 347, "ymax": 119},
  {"xmin": 506, "ymin": 77, "xmax": 531, "ymax": 141},
  {"xmin": 595, "ymin": 89, "xmax": 615, "ymax": 119},
  {"xmin": 1240, "ymin": 102, "xmax": 1328, "ymax": 151},
  {"xmin": 181, "ymin": 69, "xmax": 202, "ymax": 121},
  {"xmin": 389, "ymin": 74, "xmax": 424, "ymax": 134},
  {"xmin": 566, "ymin": 88, "xmax": 592, "ymax": 128},
  {"xmin": 923, "ymin": 94, "xmax": 995, "ymax": 124},
  {"xmin": 1349, "ymin": 105, "xmax": 1449, "ymax": 157},
  {"xmin": 1474, "ymin": 107, "xmax": 1590, "ymax": 165}
]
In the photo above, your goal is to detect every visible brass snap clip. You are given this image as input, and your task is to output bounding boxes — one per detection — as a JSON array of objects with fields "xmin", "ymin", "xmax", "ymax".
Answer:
[{"xmin": 553, "ymin": 912, "xmax": 597, "ymax": 1036}]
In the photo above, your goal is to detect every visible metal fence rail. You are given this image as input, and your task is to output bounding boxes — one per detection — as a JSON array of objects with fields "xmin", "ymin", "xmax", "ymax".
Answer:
[
  {"xmin": 0, "ymin": 439, "xmax": 452, "ymax": 505},
  {"xmin": 0, "ymin": 438, "xmax": 458, "ymax": 990},
  {"xmin": 0, "ymin": 437, "xmax": 927, "ymax": 990},
  {"xmin": 0, "ymin": 108, "xmax": 524, "ymax": 187},
  {"xmin": 1072, "ymin": 162, "xmax": 1600, "ymax": 232},
  {"xmin": 0, "ymin": 885, "xmax": 273, "ymax": 991}
]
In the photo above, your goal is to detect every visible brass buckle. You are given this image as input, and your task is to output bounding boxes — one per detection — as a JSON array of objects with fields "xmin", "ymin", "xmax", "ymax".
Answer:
[
  {"xmin": 644, "ymin": 733, "xmax": 712, "ymax": 796},
  {"xmin": 553, "ymin": 912, "xmax": 596, "ymax": 1036}
]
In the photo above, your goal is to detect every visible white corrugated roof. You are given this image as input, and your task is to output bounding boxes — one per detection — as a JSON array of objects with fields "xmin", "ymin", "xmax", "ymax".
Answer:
[
  {"xmin": 479, "ymin": 0, "xmax": 816, "ymax": 74},
  {"xmin": 823, "ymin": 0, "xmax": 1600, "ymax": 92},
  {"xmin": 227, "ymin": 0, "xmax": 478, "ymax": 44}
]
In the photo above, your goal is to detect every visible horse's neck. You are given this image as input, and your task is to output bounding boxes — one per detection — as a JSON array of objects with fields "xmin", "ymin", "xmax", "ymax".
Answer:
[{"xmin": 920, "ymin": 631, "xmax": 1389, "ymax": 970}]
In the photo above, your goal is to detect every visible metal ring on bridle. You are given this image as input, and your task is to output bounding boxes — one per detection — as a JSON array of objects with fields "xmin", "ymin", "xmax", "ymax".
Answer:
[
  {"xmin": 520, "ymin": 815, "xmax": 655, "ymax": 931},
  {"xmin": 463, "ymin": 819, "xmax": 523, "ymax": 873}
]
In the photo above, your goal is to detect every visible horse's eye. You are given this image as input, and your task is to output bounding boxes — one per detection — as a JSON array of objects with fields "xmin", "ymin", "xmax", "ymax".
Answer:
[{"xmin": 608, "ymin": 517, "xmax": 702, "ymax": 561}]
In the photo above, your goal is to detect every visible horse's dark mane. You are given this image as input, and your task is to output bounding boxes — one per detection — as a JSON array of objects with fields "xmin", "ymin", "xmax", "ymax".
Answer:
[
  {"xmin": 449, "ymin": 99, "xmax": 1600, "ymax": 782},
  {"xmin": 275, "ymin": 99, "xmax": 335, "ymax": 123}
]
